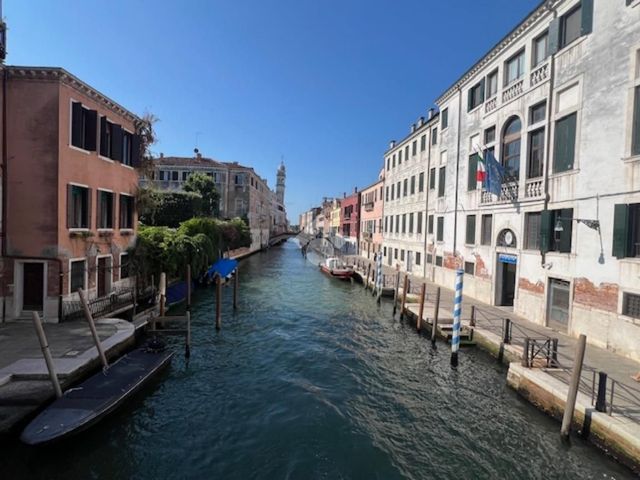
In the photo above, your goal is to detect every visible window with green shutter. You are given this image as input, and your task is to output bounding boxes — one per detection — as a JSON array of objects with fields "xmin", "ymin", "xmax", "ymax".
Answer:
[
  {"xmin": 465, "ymin": 215, "xmax": 476, "ymax": 245},
  {"xmin": 438, "ymin": 167, "xmax": 446, "ymax": 197},
  {"xmin": 540, "ymin": 209, "xmax": 553, "ymax": 253},
  {"xmin": 468, "ymin": 154, "xmax": 478, "ymax": 191},
  {"xmin": 428, "ymin": 215, "xmax": 434, "ymax": 234},
  {"xmin": 612, "ymin": 204, "xmax": 630, "ymax": 259},
  {"xmin": 553, "ymin": 113, "xmax": 577, "ymax": 173},
  {"xmin": 632, "ymin": 86, "xmax": 640, "ymax": 156},
  {"xmin": 437, "ymin": 217, "xmax": 444, "ymax": 241}
]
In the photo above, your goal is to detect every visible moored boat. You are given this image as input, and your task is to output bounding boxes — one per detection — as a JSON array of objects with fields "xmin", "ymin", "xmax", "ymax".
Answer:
[{"xmin": 319, "ymin": 257, "xmax": 354, "ymax": 280}]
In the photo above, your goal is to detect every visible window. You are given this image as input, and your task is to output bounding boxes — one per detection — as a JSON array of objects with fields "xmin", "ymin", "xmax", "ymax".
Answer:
[
  {"xmin": 485, "ymin": 126, "xmax": 496, "ymax": 145},
  {"xmin": 464, "ymin": 262, "xmax": 475, "ymax": 275},
  {"xmin": 410, "ymin": 175, "xmax": 416, "ymax": 195},
  {"xmin": 67, "ymin": 185, "xmax": 90, "ymax": 229},
  {"xmin": 403, "ymin": 179, "xmax": 408, "ymax": 197},
  {"xmin": 409, "ymin": 213, "xmax": 414, "ymax": 233},
  {"xmin": 98, "ymin": 191, "xmax": 114, "ymax": 229},
  {"xmin": 384, "ymin": 216, "xmax": 388, "ymax": 233},
  {"xmin": 467, "ymin": 154, "xmax": 478, "ymax": 191},
  {"xmin": 172, "ymin": 171, "xmax": 179, "ymax": 181},
  {"xmin": 435, "ymin": 256, "xmax": 443, "ymax": 267},
  {"xmin": 432, "ymin": 127, "xmax": 438, "ymax": 145},
  {"xmin": 438, "ymin": 166, "xmax": 446, "ymax": 197},
  {"xmin": 386, "ymin": 158, "xmax": 390, "ymax": 171},
  {"xmin": 419, "ymin": 172, "xmax": 424, "ymax": 192},
  {"xmin": 412, "ymin": 140, "xmax": 417, "ymax": 156},
  {"xmin": 394, "ymin": 248, "xmax": 398, "ymax": 260},
  {"xmin": 182, "ymin": 171, "xmax": 189, "ymax": 181},
  {"xmin": 99, "ymin": 116, "xmax": 124, "ymax": 161},
  {"xmin": 397, "ymin": 182, "xmax": 401, "ymax": 199},
  {"xmin": 427, "ymin": 254, "xmax": 433, "ymax": 264},
  {"xmin": 525, "ymin": 212, "xmax": 542, "ymax": 250},
  {"xmin": 428, "ymin": 215, "xmax": 434, "ymax": 234},
  {"xmin": 502, "ymin": 116, "xmax": 522, "ymax": 181},
  {"xmin": 417, "ymin": 212, "xmax": 423, "ymax": 234},
  {"xmin": 122, "ymin": 131, "xmax": 133, "ymax": 166},
  {"xmin": 481, "ymin": 214, "xmax": 492, "ymax": 246},
  {"xmin": 384, "ymin": 247, "xmax": 387, "ymax": 257},
  {"xmin": 120, "ymin": 254, "xmax": 130, "ymax": 280},
  {"xmin": 401, "ymin": 250, "xmax": 405, "ymax": 261},
  {"xmin": 391, "ymin": 184, "xmax": 395, "ymax": 200},
  {"xmin": 405, "ymin": 145, "xmax": 409, "ymax": 161},
  {"xmin": 613, "ymin": 203, "xmax": 640, "ymax": 258},
  {"xmin": 505, "ymin": 50, "xmax": 525, "ymax": 86},
  {"xmin": 528, "ymin": 128, "xmax": 545, "ymax": 178},
  {"xmin": 235, "ymin": 174, "xmax": 243, "ymax": 185},
  {"xmin": 530, "ymin": 102, "xmax": 546, "ymax": 124},
  {"xmin": 633, "ymin": 86, "xmax": 640, "ymax": 156},
  {"xmin": 436, "ymin": 217, "xmax": 444, "ymax": 241},
  {"xmin": 71, "ymin": 102, "xmax": 97, "ymax": 151},
  {"xmin": 395, "ymin": 215, "xmax": 400, "ymax": 233},
  {"xmin": 398, "ymin": 150, "xmax": 402, "ymax": 164},
  {"xmin": 487, "ymin": 70, "xmax": 498, "ymax": 99},
  {"xmin": 441, "ymin": 108, "xmax": 449, "ymax": 129},
  {"xmin": 421, "ymin": 134, "xmax": 426, "ymax": 152},
  {"xmin": 553, "ymin": 113, "xmax": 577, "ymax": 173},
  {"xmin": 468, "ymin": 80, "xmax": 485, "ymax": 111},
  {"xmin": 70, "ymin": 260, "xmax": 86, "ymax": 293},
  {"xmin": 623, "ymin": 293, "xmax": 640, "ymax": 319},
  {"xmin": 120, "ymin": 194, "xmax": 134, "ymax": 229},
  {"xmin": 429, "ymin": 168, "xmax": 436, "ymax": 189},
  {"xmin": 402, "ymin": 214, "xmax": 406, "ymax": 234},
  {"xmin": 466, "ymin": 215, "xmax": 476, "ymax": 245},
  {"xmin": 392, "ymin": 154, "xmax": 396, "ymax": 168},
  {"xmin": 540, "ymin": 208, "xmax": 573, "ymax": 253},
  {"xmin": 416, "ymin": 252, "xmax": 421, "ymax": 266},
  {"xmin": 159, "ymin": 170, "xmax": 166, "ymax": 181},
  {"xmin": 560, "ymin": 4, "xmax": 582, "ymax": 49},
  {"xmin": 533, "ymin": 32, "xmax": 549, "ymax": 67},
  {"xmin": 100, "ymin": 117, "xmax": 112, "ymax": 157}
]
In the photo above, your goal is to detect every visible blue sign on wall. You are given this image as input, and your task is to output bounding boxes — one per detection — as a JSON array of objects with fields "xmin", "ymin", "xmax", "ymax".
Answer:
[{"xmin": 498, "ymin": 254, "xmax": 517, "ymax": 265}]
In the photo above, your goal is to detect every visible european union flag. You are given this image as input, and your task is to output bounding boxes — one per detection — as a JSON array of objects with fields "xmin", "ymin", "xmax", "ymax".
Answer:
[{"xmin": 484, "ymin": 149, "xmax": 505, "ymax": 196}]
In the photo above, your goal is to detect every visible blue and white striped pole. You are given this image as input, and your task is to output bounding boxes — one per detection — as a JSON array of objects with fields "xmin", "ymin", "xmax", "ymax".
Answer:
[{"xmin": 451, "ymin": 268, "xmax": 464, "ymax": 367}]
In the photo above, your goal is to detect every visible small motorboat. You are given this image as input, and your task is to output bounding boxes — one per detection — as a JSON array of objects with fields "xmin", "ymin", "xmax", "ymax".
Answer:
[
  {"xmin": 319, "ymin": 257, "xmax": 354, "ymax": 280},
  {"xmin": 21, "ymin": 342, "xmax": 173, "ymax": 446}
]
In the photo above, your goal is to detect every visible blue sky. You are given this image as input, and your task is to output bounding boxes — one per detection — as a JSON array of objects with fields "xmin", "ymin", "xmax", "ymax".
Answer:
[{"xmin": 6, "ymin": 0, "xmax": 540, "ymax": 221}]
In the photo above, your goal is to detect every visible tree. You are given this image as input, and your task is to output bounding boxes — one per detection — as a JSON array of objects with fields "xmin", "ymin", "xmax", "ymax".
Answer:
[{"xmin": 183, "ymin": 172, "xmax": 220, "ymax": 217}]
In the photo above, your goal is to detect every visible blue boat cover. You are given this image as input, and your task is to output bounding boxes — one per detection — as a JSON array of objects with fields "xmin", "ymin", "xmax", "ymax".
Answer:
[
  {"xmin": 206, "ymin": 258, "xmax": 238, "ymax": 281},
  {"xmin": 166, "ymin": 281, "xmax": 190, "ymax": 305}
]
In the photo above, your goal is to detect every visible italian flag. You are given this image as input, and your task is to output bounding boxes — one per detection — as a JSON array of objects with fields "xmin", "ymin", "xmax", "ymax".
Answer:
[{"xmin": 476, "ymin": 153, "xmax": 486, "ymax": 183}]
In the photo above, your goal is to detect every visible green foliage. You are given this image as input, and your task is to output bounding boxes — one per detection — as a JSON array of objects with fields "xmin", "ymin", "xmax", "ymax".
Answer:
[
  {"xmin": 137, "ymin": 188, "xmax": 203, "ymax": 228},
  {"xmin": 221, "ymin": 217, "xmax": 252, "ymax": 250},
  {"xmin": 183, "ymin": 172, "xmax": 220, "ymax": 217}
]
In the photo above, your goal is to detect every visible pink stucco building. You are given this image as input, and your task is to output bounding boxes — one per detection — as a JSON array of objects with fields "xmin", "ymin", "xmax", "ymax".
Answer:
[{"xmin": 359, "ymin": 171, "xmax": 384, "ymax": 259}]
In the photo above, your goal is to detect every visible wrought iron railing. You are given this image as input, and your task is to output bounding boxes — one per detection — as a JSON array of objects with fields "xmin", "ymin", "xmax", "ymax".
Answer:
[{"xmin": 62, "ymin": 287, "xmax": 135, "ymax": 322}]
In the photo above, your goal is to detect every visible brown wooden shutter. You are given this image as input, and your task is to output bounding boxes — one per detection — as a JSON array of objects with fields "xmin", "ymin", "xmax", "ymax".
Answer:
[
  {"xmin": 87, "ymin": 188, "xmax": 93, "ymax": 229},
  {"xmin": 67, "ymin": 184, "xmax": 73, "ymax": 228},
  {"xmin": 71, "ymin": 102, "xmax": 83, "ymax": 147},
  {"xmin": 111, "ymin": 124, "xmax": 123, "ymax": 161},
  {"xmin": 99, "ymin": 116, "xmax": 108, "ymax": 157},
  {"xmin": 84, "ymin": 110, "xmax": 97, "ymax": 151},
  {"xmin": 131, "ymin": 134, "xmax": 142, "ymax": 167}
]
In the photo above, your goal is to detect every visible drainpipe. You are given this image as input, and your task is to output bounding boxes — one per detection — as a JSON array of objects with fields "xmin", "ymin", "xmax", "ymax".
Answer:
[
  {"xmin": 423, "ymin": 120, "xmax": 433, "ymax": 279},
  {"xmin": 452, "ymin": 86, "xmax": 463, "ymax": 263},
  {"xmin": 541, "ymin": 5, "xmax": 558, "ymax": 267}
]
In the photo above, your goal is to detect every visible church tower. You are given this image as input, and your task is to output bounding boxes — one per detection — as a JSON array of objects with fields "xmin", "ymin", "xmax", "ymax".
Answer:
[{"xmin": 276, "ymin": 161, "xmax": 285, "ymax": 205}]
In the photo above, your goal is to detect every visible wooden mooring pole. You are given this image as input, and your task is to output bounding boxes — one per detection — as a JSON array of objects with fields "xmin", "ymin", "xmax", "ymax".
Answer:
[
  {"xmin": 431, "ymin": 287, "xmax": 441, "ymax": 346},
  {"xmin": 365, "ymin": 264, "xmax": 371, "ymax": 291},
  {"xmin": 393, "ymin": 271, "xmax": 400, "ymax": 316},
  {"xmin": 561, "ymin": 334, "xmax": 587, "ymax": 440},
  {"xmin": 32, "ymin": 311, "xmax": 62, "ymax": 398},
  {"xmin": 186, "ymin": 265, "xmax": 191, "ymax": 358},
  {"xmin": 233, "ymin": 268, "xmax": 239, "ymax": 310},
  {"xmin": 417, "ymin": 283, "xmax": 426, "ymax": 332},
  {"xmin": 400, "ymin": 275, "xmax": 409, "ymax": 320},
  {"xmin": 215, "ymin": 275, "xmax": 222, "ymax": 331},
  {"xmin": 77, "ymin": 288, "xmax": 109, "ymax": 369}
]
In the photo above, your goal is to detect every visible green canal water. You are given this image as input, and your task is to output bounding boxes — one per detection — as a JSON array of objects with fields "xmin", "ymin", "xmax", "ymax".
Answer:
[{"xmin": 1, "ymin": 240, "xmax": 635, "ymax": 479}]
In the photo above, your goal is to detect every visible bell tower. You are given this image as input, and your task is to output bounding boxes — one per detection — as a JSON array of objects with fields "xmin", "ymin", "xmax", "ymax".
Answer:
[{"xmin": 276, "ymin": 161, "xmax": 285, "ymax": 205}]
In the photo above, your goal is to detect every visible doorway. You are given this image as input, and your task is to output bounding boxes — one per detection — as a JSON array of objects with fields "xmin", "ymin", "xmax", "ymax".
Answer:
[
  {"xmin": 97, "ymin": 257, "xmax": 111, "ymax": 298},
  {"xmin": 22, "ymin": 263, "xmax": 44, "ymax": 311},
  {"xmin": 547, "ymin": 278, "xmax": 570, "ymax": 330},
  {"xmin": 496, "ymin": 256, "xmax": 517, "ymax": 306}
]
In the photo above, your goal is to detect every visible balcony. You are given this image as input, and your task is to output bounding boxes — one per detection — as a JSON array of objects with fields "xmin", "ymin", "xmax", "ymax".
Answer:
[
  {"xmin": 363, "ymin": 202, "xmax": 374, "ymax": 212},
  {"xmin": 480, "ymin": 181, "xmax": 519, "ymax": 204},
  {"xmin": 502, "ymin": 79, "xmax": 524, "ymax": 103},
  {"xmin": 362, "ymin": 231, "xmax": 372, "ymax": 240},
  {"xmin": 484, "ymin": 97, "xmax": 497, "ymax": 114},
  {"xmin": 530, "ymin": 62, "xmax": 549, "ymax": 88},
  {"xmin": 524, "ymin": 178, "xmax": 544, "ymax": 199}
]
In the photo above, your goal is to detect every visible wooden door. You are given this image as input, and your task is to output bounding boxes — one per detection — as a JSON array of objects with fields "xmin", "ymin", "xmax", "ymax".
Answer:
[
  {"xmin": 22, "ymin": 263, "xmax": 44, "ymax": 311},
  {"xmin": 97, "ymin": 257, "xmax": 108, "ymax": 297}
]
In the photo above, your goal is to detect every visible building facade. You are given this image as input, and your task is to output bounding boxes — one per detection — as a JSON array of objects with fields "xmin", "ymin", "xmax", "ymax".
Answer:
[
  {"xmin": 359, "ymin": 172, "xmax": 385, "ymax": 260},
  {"xmin": 428, "ymin": 0, "xmax": 640, "ymax": 360},
  {"xmin": 2, "ymin": 67, "xmax": 142, "ymax": 322},
  {"xmin": 382, "ymin": 113, "xmax": 439, "ymax": 274},
  {"xmin": 340, "ymin": 189, "xmax": 361, "ymax": 255}
]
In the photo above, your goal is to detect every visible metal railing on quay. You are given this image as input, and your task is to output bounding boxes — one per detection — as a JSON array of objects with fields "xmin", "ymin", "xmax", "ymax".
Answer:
[{"xmin": 61, "ymin": 286, "xmax": 136, "ymax": 322}]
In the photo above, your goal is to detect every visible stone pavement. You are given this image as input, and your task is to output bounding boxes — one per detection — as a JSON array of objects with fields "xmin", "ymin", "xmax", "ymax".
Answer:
[
  {"xmin": 347, "ymin": 255, "xmax": 640, "ymax": 421},
  {"xmin": 0, "ymin": 318, "xmax": 135, "ymax": 435}
]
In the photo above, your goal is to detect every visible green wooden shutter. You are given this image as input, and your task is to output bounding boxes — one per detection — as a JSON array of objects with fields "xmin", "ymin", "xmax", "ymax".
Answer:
[
  {"xmin": 466, "ymin": 215, "xmax": 476, "ymax": 245},
  {"xmin": 467, "ymin": 89, "xmax": 473, "ymax": 112},
  {"xmin": 71, "ymin": 102, "xmax": 83, "ymax": 148},
  {"xmin": 111, "ymin": 124, "xmax": 123, "ymax": 161},
  {"xmin": 612, "ymin": 204, "xmax": 630, "ymax": 258},
  {"xmin": 548, "ymin": 18, "xmax": 560, "ymax": 55},
  {"xmin": 479, "ymin": 78, "xmax": 486, "ymax": 103},
  {"xmin": 99, "ymin": 116, "xmax": 108, "ymax": 157},
  {"xmin": 581, "ymin": 0, "xmax": 594, "ymax": 36},
  {"xmin": 554, "ymin": 113, "xmax": 576, "ymax": 173},
  {"xmin": 84, "ymin": 110, "xmax": 97, "ymax": 151},
  {"xmin": 559, "ymin": 208, "xmax": 573, "ymax": 253},
  {"xmin": 540, "ymin": 209, "xmax": 552, "ymax": 253},
  {"xmin": 468, "ymin": 154, "xmax": 478, "ymax": 191},
  {"xmin": 633, "ymin": 87, "xmax": 640, "ymax": 156}
]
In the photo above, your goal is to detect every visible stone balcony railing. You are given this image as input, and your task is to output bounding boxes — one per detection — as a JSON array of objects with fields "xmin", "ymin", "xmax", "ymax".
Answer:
[
  {"xmin": 524, "ymin": 178, "xmax": 544, "ymax": 198},
  {"xmin": 480, "ymin": 182, "xmax": 519, "ymax": 204},
  {"xmin": 485, "ymin": 96, "xmax": 497, "ymax": 114},
  {"xmin": 502, "ymin": 79, "xmax": 524, "ymax": 103},
  {"xmin": 530, "ymin": 62, "xmax": 549, "ymax": 88}
]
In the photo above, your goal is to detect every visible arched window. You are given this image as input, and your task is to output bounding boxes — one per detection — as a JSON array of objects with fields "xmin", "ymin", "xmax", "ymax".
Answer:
[{"xmin": 502, "ymin": 117, "xmax": 521, "ymax": 181}]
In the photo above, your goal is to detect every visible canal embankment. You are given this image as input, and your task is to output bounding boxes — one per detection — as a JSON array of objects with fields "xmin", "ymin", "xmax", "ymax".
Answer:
[{"xmin": 348, "ymin": 255, "xmax": 640, "ymax": 473}]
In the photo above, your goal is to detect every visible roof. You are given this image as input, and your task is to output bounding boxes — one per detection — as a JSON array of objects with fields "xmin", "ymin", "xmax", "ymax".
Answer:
[
  {"xmin": 153, "ymin": 156, "xmax": 225, "ymax": 168},
  {"xmin": 6, "ymin": 66, "xmax": 141, "ymax": 123}
]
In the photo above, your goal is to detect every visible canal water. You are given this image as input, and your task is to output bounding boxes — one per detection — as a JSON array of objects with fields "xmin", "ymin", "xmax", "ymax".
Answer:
[{"xmin": 2, "ymin": 240, "xmax": 634, "ymax": 479}]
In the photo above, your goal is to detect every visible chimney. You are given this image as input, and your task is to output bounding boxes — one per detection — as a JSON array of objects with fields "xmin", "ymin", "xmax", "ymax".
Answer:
[
  {"xmin": 428, "ymin": 108, "xmax": 435, "ymax": 120},
  {"xmin": 419, "ymin": 116, "xmax": 425, "ymax": 126},
  {"xmin": 354, "ymin": 186, "xmax": 358, "ymax": 193},
  {"xmin": 411, "ymin": 123, "xmax": 416, "ymax": 133},
  {"xmin": 160, "ymin": 152, "xmax": 164, "ymax": 158},
  {"xmin": 389, "ymin": 140, "xmax": 396, "ymax": 149}
]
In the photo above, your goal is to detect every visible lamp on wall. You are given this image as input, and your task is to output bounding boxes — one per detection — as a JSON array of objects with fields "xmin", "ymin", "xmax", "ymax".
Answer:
[{"xmin": 554, "ymin": 217, "xmax": 600, "ymax": 233}]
